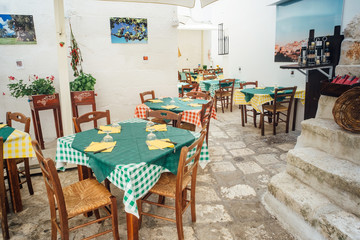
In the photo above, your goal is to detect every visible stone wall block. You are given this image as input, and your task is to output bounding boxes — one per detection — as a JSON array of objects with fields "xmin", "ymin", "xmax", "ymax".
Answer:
[
  {"xmin": 344, "ymin": 14, "xmax": 360, "ymax": 39},
  {"xmin": 339, "ymin": 39, "xmax": 360, "ymax": 65}
]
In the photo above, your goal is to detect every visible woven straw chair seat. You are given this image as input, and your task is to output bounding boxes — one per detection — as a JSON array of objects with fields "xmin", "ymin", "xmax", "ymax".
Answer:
[
  {"xmin": 180, "ymin": 122, "xmax": 196, "ymax": 131},
  {"xmin": 263, "ymin": 103, "xmax": 287, "ymax": 112},
  {"xmin": 63, "ymin": 178, "xmax": 112, "ymax": 218},
  {"xmin": 149, "ymin": 172, "xmax": 191, "ymax": 198},
  {"xmin": 215, "ymin": 91, "xmax": 231, "ymax": 97}
]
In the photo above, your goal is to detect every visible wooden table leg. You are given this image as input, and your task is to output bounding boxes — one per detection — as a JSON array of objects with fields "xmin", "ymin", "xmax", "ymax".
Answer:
[
  {"xmin": 292, "ymin": 98, "xmax": 298, "ymax": 131},
  {"xmin": 34, "ymin": 109, "xmax": 45, "ymax": 149},
  {"xmin": 53, "ymin": 109, "xmax": 61, "ymax": 138},
  {"xmin": 126, "ymin": 211, "xmax": 139, "ymax": 240},
  {"xmin": 6, "ymin": 159, "xmax": 22, "ymax": 213}
]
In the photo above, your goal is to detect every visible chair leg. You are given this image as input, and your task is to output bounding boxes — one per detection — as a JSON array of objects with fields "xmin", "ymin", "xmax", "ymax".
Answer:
[
  {"xmin": 273, "ymin": 113, "xmax": 276, "ymax": 135},
  {"xmin": 214, "ymin": 97, "xmax": 218, "ymax": 112},
  {"xmin": 240, "ymin": 106, "xmax": 245, "ymax": 127},
  {"xmin": 51, "ymin": 220, "xmax": 57, "ymax": 240},
  {"xmin": 94, "ymin": 209, "xmax": 101, "ymax": 223},
  {"xmin": 260, "ymin": 113, "xmax": 265, "ymax": 136},
  {"xmin": 285, "ymin": 112, "xmax": 290, "ymax": 133},
  {"xmin": 111, "ymin": 196, "xmax": 120, "ymax": 240},
  {"xmin": 23, "ymin": 158, "xmax": 34, "ymax": 195},
  {"xmin": 190, "ymin": 187, "xmax": 196, "ymax": 223},
  {"xmin": 158, "ymin": 195, "xmax": 165, "ymax": 204},
  {"xmin": 104, "ymin": 179, "xmax": 111, "ymax": 192},
  {"xmin": 253, "ymin": 109, "xmax": 257, "ymax": 128},
  {"xmin": 138, "ymin": 199, "xmax": 143, "ymax": 228},
  {"xmin": 175, "ymin": 205, "xmax": 184, "ymax": 240},
  {"xmin": 244, "ymin": 106, "xmax": 248, "ymax": 123},
  {"xmin": 230, "ymin": 98, "xmax": 233, "ymax": 112},
  {"xmin": 221, "ymin": 98, "xmax": 225, "ymax": 113}
]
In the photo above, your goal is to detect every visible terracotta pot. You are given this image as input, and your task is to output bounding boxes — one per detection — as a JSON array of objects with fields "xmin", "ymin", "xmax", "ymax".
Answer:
[{"xmin": 29, "ymin": 93, "xmax": 60, "ymax": 109}]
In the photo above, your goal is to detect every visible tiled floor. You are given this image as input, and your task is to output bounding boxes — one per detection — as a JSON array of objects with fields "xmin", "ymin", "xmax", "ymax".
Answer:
[{"xmin": 5, "ymin": 107, "xmax": 298, "ymax": 239}]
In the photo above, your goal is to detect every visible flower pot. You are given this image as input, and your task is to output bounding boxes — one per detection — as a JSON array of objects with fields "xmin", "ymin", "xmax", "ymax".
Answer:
[
  {"xmin": 70, "ymin": 91, "xmax": 96, "ymax": 118},
  {"xmin": 29, "ymin": 93, "xmax": 60, "ymax": 109}
]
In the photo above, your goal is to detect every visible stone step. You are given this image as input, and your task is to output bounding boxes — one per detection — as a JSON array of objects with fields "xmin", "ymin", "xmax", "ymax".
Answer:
[
  {"xmin": 287, "ymin": 147, "xmax": 360, "ymax": 217},
  {"xmin": 268, "ymin": 172, "xmax": 360, "ymax": 240},
  {"xmin": 295, "ymin": 118, "xmax": 360, "ymax": 165}
]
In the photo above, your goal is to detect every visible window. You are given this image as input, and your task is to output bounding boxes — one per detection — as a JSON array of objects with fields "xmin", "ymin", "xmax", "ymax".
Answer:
[{"xmin": 218, "ymin": 23, "xmax": 229, "ymax": 55}]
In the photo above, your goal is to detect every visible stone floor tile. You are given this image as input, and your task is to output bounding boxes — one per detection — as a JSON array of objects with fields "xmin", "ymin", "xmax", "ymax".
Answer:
[
  {"xmin": 277, "ymin": 143, "xmax": 296, "ymax": 152},
  {"xmin": 209, "ymin": 146, "xmax": 228, "ymax": 156},
  {"xmin": 224, "ymin": 140, "xmax": 247, "ymax": 149},
  {"xmin": 196, "ymin": 204, "xmax": 233, "ymax": 223},
  {"xmin": 210, "ymin": 162, "xmax": 236, "ymax": 172},
  {"xmin": 253, "ymin": 154, "xmax": 279, "ymax": 165},
  {"xmin": 230, "ymin": 148, "xmax": 255, "ymax": 157},
  {"xmin": 195, "ymin": 225, "xmax": 234, "ymax": 240},
  {"xmin": 236, "ymin": 161, "xmax": 264, "ymax": 175},
  {"xmin": 196, "ymin": 186, "xmax": 221, "ymax": 202},
  {"xmin": 221, "ymin": 184, "xmax": 257, "ymax": 199}
]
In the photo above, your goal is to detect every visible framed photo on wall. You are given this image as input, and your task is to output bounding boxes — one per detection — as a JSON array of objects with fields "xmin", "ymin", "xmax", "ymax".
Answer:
[
  {"xmin": 110, "ymin": 17, "xmax": 148, "ymax": 44},
  {"xmin": 0, "ymin": 14, "xmax": 37, "ymax": 45},
  {"xmin": 274, "ymin": 0, "xmax": 343, "ymax": 62}
]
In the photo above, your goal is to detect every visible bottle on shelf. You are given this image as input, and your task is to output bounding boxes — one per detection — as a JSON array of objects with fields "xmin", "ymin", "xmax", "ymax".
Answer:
[
  {"xmin": 307, "ymin": 41, "xmax": 316, "ymax": 65},
  {"xmin": 315, "ymin": 38, "xmax": 323, "ymax": 63},
  {"xmin": 299, "ymin": 42, "xmax": 307, "ymax": 66},
  {"xmin": 324, "ymin": 41, "xmax": 331, "ymax": 64}
]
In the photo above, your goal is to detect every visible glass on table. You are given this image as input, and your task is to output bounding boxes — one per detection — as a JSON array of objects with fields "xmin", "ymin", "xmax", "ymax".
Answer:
[
  {"xmin": 170, "ymin": 97, "xmax": 176, "ymax": 104},
  {"xmin": 102, "ymin": 129, "xmax": 113, "ymax": 142}
]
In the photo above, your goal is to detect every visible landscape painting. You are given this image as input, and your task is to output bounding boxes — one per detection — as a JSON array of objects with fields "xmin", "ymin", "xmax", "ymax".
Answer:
[
  {"xmin": 274, "ymin": 0, "xmax": 343, "ymax": 62},
  {"xmin": 0, "ymin": 14, "xmax": 37, "ymax": 45},
  {"xmin": 110, "ymin": 17, "xmax": 148, "ymax": 44}
]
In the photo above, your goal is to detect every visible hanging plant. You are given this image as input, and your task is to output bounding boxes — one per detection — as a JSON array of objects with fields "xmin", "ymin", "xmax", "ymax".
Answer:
[{"xmin": 69, "ymin": 23, "xmax": 83, "ymax": 77}]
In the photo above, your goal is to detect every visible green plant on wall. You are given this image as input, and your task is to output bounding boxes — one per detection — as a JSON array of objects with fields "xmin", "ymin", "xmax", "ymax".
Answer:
[
  {"xmin": 7, "ymin": 75, "xmax": 55, "ymax": 98},
  {"xmin": 69, "ymin": 23, "xmax": 96, "ymax": 91}
]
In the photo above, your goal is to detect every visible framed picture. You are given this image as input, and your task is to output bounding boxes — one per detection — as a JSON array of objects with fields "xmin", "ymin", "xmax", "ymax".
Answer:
[
  {"xmin": 16, "ymin": 59, "xmax": 24, "ymax": 69},
  {"xmin": 0, "ymin": 14, "xmax": 37, "ymax": 45},
  {"xmin": 274, "ymin": 0, "xmax": 343, "ymax": 62},
  {"xmin": 110, "ymin": 17, "xmax": 148, "ymax": 44}
]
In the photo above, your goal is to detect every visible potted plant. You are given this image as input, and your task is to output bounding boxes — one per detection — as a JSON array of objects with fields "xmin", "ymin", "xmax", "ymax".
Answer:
[
  {"xmin": 68, "ymin": 23, "xmax": 97, "ymax": 116},
  {"xmin": 7, "ymin": 75, "xmax": 60, "ymax": 108}
]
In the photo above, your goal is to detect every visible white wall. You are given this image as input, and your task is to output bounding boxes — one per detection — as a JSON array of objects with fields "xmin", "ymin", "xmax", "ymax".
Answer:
[
  {"xmin": 209, "ymin": 0, "xmax": 360, "ymax": 130},
  {"xmin": 0, "ymin": 0, "xmax": 178, "ymax": 142}
]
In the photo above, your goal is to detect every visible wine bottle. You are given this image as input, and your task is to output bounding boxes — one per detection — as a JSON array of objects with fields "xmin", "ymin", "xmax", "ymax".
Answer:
[
  {"xmin": 300, "ymin": 42, "xmax": 307, "ymax": 66},
  {"xmin": 315, "ymin": 39, "xmax": 323, "ymax": 63},
  {"xmin": 324, "ymin": 41, "xmax": 331, "ymax": 63},
  {"xmin": 307, "ymin": 41, "xmax": 315, "ymax": 65}
]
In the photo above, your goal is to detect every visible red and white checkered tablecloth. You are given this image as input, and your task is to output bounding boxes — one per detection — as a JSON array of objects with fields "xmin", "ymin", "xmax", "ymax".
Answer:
[{"xmin": 134, "ymin": 104, "xmax": 217, "ymax": 127}]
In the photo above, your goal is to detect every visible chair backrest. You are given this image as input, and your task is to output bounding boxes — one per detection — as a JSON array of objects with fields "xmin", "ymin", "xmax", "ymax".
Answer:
[
  {"xmin": 240, "ymin": 81, "xmax": 258, "ymax": 89},
  {"xmin": 146, "ymin": 110, "xmax": 183, "ymax": 128},
  {"xmin": 6, "ymin": 112, "xmax": 31, "ymax": 133},
  {"xmin": 32, "ymin": 140, "xmax": 69, "ymax": 224},
  {"xmin": 140, "ymin": 90, "xmax": 155, "ymax": 104},
  {"xmin": 203, "ymin": 73, "xmax": 217, "ymax": 80},
  {"xmin": 182, "ymin": 68, "xmax": 190, "ymax": 72},
  {"xmin": 176, "ymin": 131, "xmax": 206, "ymax": 197},
  {"xmin": 73, "ymin": 110, "xmax": 110, "ymax": 133},
  {"xmin": 207, "ymin": 69, "xmax": 216, "ymax": 74},
  {"xmin": 0, "ymin": 137, "xmax": 9, "ymax": 240},
  {"xmin": 185, "ymin": 91, "xmax": 211, "ymax": 100},
  {"xmin": 219, "ymin": 79, "xmax": 235, "ymax": 95},
  {"xmin": 200, "ymin": 99, "xmax": 213, "ymax": 128},
  {"xmin": 185, "ymin": 73, "xmax": 192, "ymax": 83},
  {"xmin": 273, "ymin": 86, "xmax": 297, "ymax": 112},
  {"xmin": 180, "ymin": 83, "xmax": 199, "ymax": 97}
]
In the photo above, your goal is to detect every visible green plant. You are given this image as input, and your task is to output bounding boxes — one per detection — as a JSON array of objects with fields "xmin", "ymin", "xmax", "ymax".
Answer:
[
  {"xmin": 7, "ymin": 75, "xmax": 55, "ymax": 98},
  {"xmin": 69, "ymin": 73, "xmax": 96, "ymax": 91}
]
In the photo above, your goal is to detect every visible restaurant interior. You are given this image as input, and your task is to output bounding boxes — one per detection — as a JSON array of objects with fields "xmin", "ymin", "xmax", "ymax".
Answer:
[{"xmin": 1, "ymin": 0, "xmax": 360, "ymax": 239}]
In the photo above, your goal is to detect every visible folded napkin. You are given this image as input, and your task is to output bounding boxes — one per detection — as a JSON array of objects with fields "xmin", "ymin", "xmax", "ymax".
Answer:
[
  {"xmin": 188, "ymin": 103, "xmax": 203, "ymax": 107},
  {"xmin": 84, "ymin": 141, "xmax": 116, "ymax": 152},
  {"xmin": 146, "ymin": 139, "xmax": 174, "ymax": 150},
  {"xmin": 146, "ymin": 124, "xmax": 167, "ymax": 132},
  {"xmin": 148, "ymin": 99, "xmax": 163, "ymax": 103},
  {"xmin": 271, "ymin": 90, "xmax": 284, "ymax": 93},
  {"xmin": 98, "ymin": 125, "xmax": 121, "ymax": 134},
  {"xmin": 255, "ymin": 87, "xmax": 265, "ymax": 89},
  {"xmin": 162, "ymin": 105, "xmax": 179, "ymax": 110},
  {"xmin": 180, "ymin": 98, "xmax": 192, "ymax": 102},
  {"xmin": 0, "ymin": 124, "xmax": 6, "ymax": 129}
]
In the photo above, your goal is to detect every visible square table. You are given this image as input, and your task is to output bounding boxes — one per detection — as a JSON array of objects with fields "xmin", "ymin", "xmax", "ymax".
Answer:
[
  {"xmin": 134, "ymin": 97, "xmax": 216, "ymax": 127},
  {"xmin": 0, "ymin": 125, "xmax": 35, "ymax": 213},
  {"xmin": 199, "ymin": 79, "xmax": 244, "ymax": 96},
  {"xmin": 55, "ymin": 118, "xmax": 210, "ymax": 239},
  {"xmin": 233, "ymin": 87, "xmax": 306, "ymax": 130}
]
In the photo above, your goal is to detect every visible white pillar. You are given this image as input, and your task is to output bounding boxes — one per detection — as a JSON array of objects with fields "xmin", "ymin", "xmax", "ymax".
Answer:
[{"xmin": 53, "ymin": 0, "xmax": 73, "ymax": 135}]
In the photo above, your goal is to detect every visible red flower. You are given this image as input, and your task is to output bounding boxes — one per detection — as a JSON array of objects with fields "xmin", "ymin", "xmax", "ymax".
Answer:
[
  {"xmin": 8, "ymin": 76, "xmax": 15, "ymax": 80},
  {"xmin": 2, "ymin": 92, "xmax": 5, "ymax": 95},
  {"xmin": 50, "ymin": 75, "xmax": 55, "ymax": 81}
]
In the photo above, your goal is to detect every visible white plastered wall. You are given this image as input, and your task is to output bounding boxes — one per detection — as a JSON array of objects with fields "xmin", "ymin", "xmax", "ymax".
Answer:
[{"xmin": 0, "ymin": 0, "xmax": 178, "ymax": 142}]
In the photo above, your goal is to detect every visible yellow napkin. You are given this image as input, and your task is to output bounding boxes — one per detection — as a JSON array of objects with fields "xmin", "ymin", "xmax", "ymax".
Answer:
[
  {"xmin": 180, "ymin": 98, "xmax": 192, "ymax": 102},
  {"xmin": 162, "ymin": 105, "xmax": 179, "ymax": 110},
  {"xmin": 148, "ymin": 99, "xmax": 163, "ymax": 103},
  {"xmin": 146, "ymin": 139, "xmax": 174, "ymax": 150},
  {"xmin": 84, "ymin": 141, "xmax": 116, "ymax": 152},
  {"xmin": 0, "ymin": 124, "xmax": 6, "ymax": 129},
  {"xmin": 146, "ymin": 124, "xmax": 167, "ymax": 132},
  {"xmin": 218, "ymin": 74, "xmax": 224, "ymax": 79},
  {"xmin": 188, "ymin": 103, "xmax": 202, "ymax": 107},
  {"xmin": 98, "ymin": 125, "xmax": 121, "ymax": 134},
  {"xmin": 271, "ymin": 90, "xmax": 284, "ymax": 93},
  {"xmin": 255, "ymin": 87, "xmax": 265, "ymax": 89}
]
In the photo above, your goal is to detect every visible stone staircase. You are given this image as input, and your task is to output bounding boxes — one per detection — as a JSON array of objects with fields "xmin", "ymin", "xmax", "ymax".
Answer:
[{"xmin": 263, "ymin": 96, "xmax": 360, "ymax": 240}]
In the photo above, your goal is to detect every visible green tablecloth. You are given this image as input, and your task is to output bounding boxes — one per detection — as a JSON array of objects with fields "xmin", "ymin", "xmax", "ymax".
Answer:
[
  {"xmin": 199, "ymin": 79, "xmax": 243, "ymax": 96},
  {"xmin": 241, "ymin": 87, "xmax": 290, "ymax": 102},
  {"xmin": 144, "ymin": 97, "xmax": 208, "ymax": 112},
  {"xmin": 0, "ymin": 126, "xmax": 15, "ymax": 142},
  {"xmin": 71, "ymin": 122, "xmax": 195, "ymax": 182}
]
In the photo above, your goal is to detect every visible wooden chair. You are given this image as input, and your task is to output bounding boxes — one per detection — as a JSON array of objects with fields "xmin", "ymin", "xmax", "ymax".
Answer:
[
  {"xmin": 6, "ymin": 112, "xmax": 34, "ymax": 196},
  {"xmin": 72, "ymin": 110, "xmax": 111, "ymax": 190},
  {"xmin": 0, "ymin": 138, "xmax": 10, "ymax": 240},
  {"xmin": 182, "ymin": 68, "xmax": 190, "ymax": 72},
  {"xmin": 145, "ymin": 110, "xmax": 183, "ymax": 128},
  {"xmin": 260, "ymin": 86, "xmax": 297, "ymax": 136},
  {"xmin": 214, "ymin": 79, "xmax": 235, "ymax": 113},
  {"xmin": 180, "ymin": 83, "xmax": 199, "ymax": 97},
  {"xmin": 31, "ymin": 140, "xmax": 120, "ymax": 240},
  {"xmin": 140, "ymin": 90, "xmax": 156, "ymax": 103},
  {"xmin": 185, "ymin": 73, "xmax": 193, "ymax": 83},
  {"xmin": 139, "ymin": 131, "xmax": 206, "ymax": 240},
  {"xmin": 239, "ymin": 81, "xmax": 260, "ymax": 127},
  {"xmin": 185, "ymin": 91, "xmax": 211, "ymax": 100},
  {"xmin": 203, "ymin": 73, "xmax": 217, "ymax": 80},
  {"xmin": 199, "ymin": 99, "xmax": 213, "ymax": 146}
]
